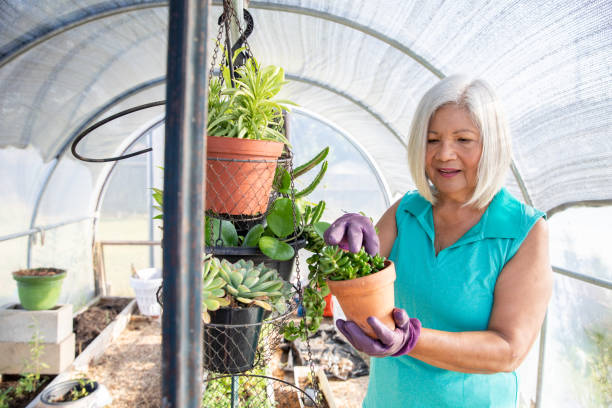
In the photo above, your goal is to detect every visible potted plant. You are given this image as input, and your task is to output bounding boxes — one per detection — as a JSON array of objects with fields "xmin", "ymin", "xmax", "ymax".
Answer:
[
  {"xmin": 201, "ymin": 256, "xmax": 292, "ymax": 374},
  {"xmin": 38, "ymin": 377, "xmax": 112, "ymax": 407},
  {"xmin": 11, "ymin": 267, "xmax": 66, "ymax": 310},
  {"xmin": 283, "ymin": 223, "xmax": 396, "ymax": 340},
  {"xmin": 206, "ymin": 54, "xmax": 296, "ymax": 216}
]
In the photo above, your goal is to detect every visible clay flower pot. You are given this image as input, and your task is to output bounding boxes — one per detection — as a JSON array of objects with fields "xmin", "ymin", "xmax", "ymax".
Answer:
[
  {"xmin": 326, "ymin": 261, "xmax": 396, "ymax": 338},
  {"xmin": 206, "ymin": 136, "xmax": 284, "ymax": 216}
]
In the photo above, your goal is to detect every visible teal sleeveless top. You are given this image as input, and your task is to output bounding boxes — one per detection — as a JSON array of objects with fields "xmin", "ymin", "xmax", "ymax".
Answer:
[{"xmin": 362, "ymin": 188, "xmax": 545, "ymax": 408}]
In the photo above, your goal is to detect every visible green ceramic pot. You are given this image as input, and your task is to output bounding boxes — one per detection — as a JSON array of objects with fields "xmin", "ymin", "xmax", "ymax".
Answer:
[{"xmin": 12, "ymin": 268, "xmax": 67, "ymax": 310}]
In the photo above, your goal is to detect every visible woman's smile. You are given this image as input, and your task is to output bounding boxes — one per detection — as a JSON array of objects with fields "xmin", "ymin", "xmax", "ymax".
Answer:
[{"xmin": 438, "ymin": 168, "xmax": 461, "ymax": 177}]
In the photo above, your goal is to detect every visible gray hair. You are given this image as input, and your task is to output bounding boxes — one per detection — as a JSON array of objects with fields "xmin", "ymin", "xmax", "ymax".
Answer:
[{"xmin": 407, "ymin": 75, "xmax": 512, "ymax": 209}]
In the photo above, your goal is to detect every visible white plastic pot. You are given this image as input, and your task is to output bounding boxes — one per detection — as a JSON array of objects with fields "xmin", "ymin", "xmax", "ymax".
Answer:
[
  {"xmin": 39, "ymin": 379, "xmax": 112, "ymax": 407},
  {"xmin": 129, "ymin": 268, "xmax": 162, "ymax": 316}
]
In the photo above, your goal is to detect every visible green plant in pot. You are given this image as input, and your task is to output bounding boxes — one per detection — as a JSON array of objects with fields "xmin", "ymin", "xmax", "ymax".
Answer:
[
  {"xmin": 202, "ymin": 256, "xmax": 291, "ymax": 374},
  {"xmin": 282, "ymin": 222, "xmax": 395, "ymax": 341},
  {"xmin": 11, "ymin": 268, "xmax": 66, "ymax": 310},
  {"xmin": 206, "ymin": 53, "xmax": 296, "ymax": 216}
]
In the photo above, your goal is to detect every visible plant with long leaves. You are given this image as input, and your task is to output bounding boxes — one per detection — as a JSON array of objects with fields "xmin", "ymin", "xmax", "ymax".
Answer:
[{"xmin": 207, "ymin": 53, "xmax": 295, "ymax": 144}]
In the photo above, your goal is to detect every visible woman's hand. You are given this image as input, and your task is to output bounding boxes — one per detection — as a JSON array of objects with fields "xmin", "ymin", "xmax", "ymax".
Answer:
[
  {"xmin": 336, "ymin": 308, "xmax": 421, "ymax": 357},
  {"xmin": 324, "ymin": 213, "xmax": 380, "ymax": 255}
]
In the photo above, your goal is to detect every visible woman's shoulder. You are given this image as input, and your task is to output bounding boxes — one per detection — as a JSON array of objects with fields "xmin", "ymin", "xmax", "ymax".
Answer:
[
  {"xmin": 485, "ymin": 188, "xmax": 546, "ymax": 239},
  {"xmin": 397, "ymin": 190, "xmax": 430, "ymax": 217}
]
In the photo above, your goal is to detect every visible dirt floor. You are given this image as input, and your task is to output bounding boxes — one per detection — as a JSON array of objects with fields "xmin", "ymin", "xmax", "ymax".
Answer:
[{"xmin": 84, "ymin": 316, "xmax": 368, "ymax": 407}]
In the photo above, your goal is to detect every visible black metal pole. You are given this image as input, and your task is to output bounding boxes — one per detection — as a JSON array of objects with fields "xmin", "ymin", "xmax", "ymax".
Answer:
[{"xmin": 162, "ymin": 0, "xmax": 209, "ymax": 407}]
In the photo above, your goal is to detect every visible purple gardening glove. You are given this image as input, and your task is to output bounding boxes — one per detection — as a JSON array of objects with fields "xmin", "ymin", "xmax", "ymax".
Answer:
[
  {"xmin": 336, "ymin": 308, "xmax": 421, "ymax": 357},
  {"xmin": 324, "ymin": 213, "xmax": 380, "ymax": 255}
]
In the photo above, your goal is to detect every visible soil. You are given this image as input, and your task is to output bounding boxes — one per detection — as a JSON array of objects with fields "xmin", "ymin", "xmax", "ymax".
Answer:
[
  {"xmin": 74, "ymin": 297, "xmax": 132, "ymax": 355},
  {"xmin": 12, "ymin": 268, "xmax": 65, "ymax": 277}
]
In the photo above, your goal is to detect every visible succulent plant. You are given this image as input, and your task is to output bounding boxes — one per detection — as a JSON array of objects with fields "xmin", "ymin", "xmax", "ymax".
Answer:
[
  {"xmin": 204, "ymin": 257, "xmax": 291, "ymax": 314},
  {"xmin": 284, "ymin": 234, "xmax": 388, "ymax": 341},
  {"xmin": 202, "ymin": 255, "xmax": 231, "ymax": 323},
  {"xmin": 310, "ymin": 245, "xmax": 386, "ymax": 281}
]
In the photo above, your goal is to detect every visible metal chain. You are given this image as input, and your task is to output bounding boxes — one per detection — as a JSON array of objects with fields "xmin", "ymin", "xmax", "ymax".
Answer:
[
  {"xmin": 287, "ymin": 155, "xmax": 320, "ymax": 405},
  {"xmin": 208, "ymin": 17, "xmax": 226, "ymax": 86},
  {"xmin": 225, "ymin": 0, "xmax": 254, "ymax": 61}
]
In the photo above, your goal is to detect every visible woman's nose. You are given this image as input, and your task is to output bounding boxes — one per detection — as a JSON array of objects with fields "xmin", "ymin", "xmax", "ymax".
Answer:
[{"xmin": 436, "ymin": 141, "xmax": 457, "ymax": 161}]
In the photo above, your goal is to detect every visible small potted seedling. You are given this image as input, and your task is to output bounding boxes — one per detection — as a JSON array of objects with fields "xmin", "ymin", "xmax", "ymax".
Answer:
[
  {"xmin": 283, "ymin": 221, "xmax": 395, "ymax": 340},
  {"xmin": 202, "ymin": 257, "xmax": 292, "ymax": 374},
  {"xmin": 39, "ymin": 376, "xmax": 112, "ymax": 407}
]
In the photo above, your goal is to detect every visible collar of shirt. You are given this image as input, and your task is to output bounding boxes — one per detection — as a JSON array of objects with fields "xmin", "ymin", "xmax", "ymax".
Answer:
[{"xmin": 402, "ymin": 188, "xmax": 523, "ymax": 250}]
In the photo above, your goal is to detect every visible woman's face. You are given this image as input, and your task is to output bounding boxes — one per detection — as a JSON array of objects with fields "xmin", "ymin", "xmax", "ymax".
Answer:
[{"xmin": 425, "ymin": 104, "xmax": 483, "ymax": 203}]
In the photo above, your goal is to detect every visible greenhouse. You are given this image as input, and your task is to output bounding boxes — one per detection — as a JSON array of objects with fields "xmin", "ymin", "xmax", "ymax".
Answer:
[{"xmin": 0, "ymin": 0, "xmax": 610, "ymax": 407}]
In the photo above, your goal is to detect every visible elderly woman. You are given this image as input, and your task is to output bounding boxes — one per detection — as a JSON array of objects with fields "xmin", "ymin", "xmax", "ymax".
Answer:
[{"xmin": 326, "ymin": 75, "xmax": 553, "ymax": 407}]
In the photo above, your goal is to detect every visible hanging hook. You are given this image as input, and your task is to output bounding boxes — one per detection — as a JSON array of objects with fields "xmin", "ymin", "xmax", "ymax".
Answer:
[
  {"xmin": 218, "ymin": 8, "xmax": 254, "ymax": 70},
  {"xmin": 31, "ymin": 226, "xmax": 45, "ymax": 246}
]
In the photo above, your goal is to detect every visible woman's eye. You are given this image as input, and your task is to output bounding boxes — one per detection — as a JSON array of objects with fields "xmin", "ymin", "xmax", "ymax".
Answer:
[
  {"xmin": 458, "ymin": 138, "xmax": 471, "ymax": 143},
  {"xmin": 427, "ymin": 139, "xmax": 439, "ymax": 144}
]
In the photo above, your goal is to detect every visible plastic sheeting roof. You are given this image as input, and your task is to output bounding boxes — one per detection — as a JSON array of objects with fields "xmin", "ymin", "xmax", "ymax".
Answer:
[{"xmin": 1, "ymin": 0, "xmax": 611, "ymax": 217}]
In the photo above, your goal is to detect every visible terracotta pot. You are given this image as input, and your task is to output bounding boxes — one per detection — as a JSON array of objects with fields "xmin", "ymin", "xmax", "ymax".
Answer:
[
  {"xmin": 326, "ymin": 260, "xmax": 396, "ymax": 339},
  {"xmin": 206, "ymin": 136, "xmax": 284, "ymax": 215}
]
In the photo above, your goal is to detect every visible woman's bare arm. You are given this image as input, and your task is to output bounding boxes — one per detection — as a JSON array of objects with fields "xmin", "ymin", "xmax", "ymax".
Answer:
[
  {"xmin": 407, "ymin": 218, "xmax": 553, "ymax": 373},
  {"xmin": 375, "ymin": 198, "xmax": 402, "ymax": 258}
]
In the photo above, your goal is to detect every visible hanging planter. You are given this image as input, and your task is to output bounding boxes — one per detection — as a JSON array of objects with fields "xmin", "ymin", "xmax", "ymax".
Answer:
[
  {"xmin": 205, "ymin": 42, "xmax": 295, "ymax": 217},
  {"xmin": 199, "ymin": 257, "xmax": 294, "ymax": 374},
  {"xmin": 203, "ymin": 306, "xmax": 265, "ymax": 374},
  {"xmin": 11, "ymin": 268, "xmax": 66, "ymax": 310},
  {"xmin": 206, "ymin": 136, "xmax": 284, "ymax": 216}
]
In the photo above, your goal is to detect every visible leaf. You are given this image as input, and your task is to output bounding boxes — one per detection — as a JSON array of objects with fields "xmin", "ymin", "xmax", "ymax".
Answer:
[
  {"xmin": 293, "ymin": 147, "xmax": 329, "ymax": 179},
  {"xmin": 205, "ymin": 217, "xmax": 238, "ymax": 246},
  {"xmin": 229, "ymin": 270, "xmax": 244, "ymax": 287},
  {"xmin": 205, "ymin": 299, "xmax": 220, "ymax": 311},
  {"xmin": 242, "ymin": 224, "xmax": 264, "ymax": 247},
  {"xmin": 252, "ymin": 299, "xmax": 272, "ymax": 311},
  {"xmin": 272, "ymin": 166, "xmax": 292, "ymax": 194},
  {"xmin": 258, "ymin": 236, "xmax": 295, "ymax": 261},
  {"xmin": 313, "ymin": 221, "xmax": 331, "ymax": 238},
  {"xmin": 266, "ymin": 198, "xmax": 295, "ymax": 238},
  {"xmin": 295, "ymin": 161, "xmax": 328, "ymax": 198}
]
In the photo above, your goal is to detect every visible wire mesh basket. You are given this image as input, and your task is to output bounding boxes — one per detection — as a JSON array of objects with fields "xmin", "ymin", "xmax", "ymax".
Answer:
[{"xmin": 205, "ymin": 152, "xmax": 291, "ymax": 231}]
